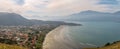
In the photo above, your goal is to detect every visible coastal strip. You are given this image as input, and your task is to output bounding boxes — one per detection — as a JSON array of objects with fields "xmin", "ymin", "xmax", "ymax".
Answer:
[{"xmin": 42, "ymin": 25, "xmax": 82, "ymax": 49}]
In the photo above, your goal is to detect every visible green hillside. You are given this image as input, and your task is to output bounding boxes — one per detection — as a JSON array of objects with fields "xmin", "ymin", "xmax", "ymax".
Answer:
[{"xmin": 84, "ymin": 41, "xmax": 120, "ymax": 49}]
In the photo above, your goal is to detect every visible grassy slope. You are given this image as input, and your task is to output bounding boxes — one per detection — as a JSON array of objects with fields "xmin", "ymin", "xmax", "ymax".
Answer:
[
  {"xmin": 84, "ymin": 42, "xmax": 120, "ymax": 49},
  {"xmin": 0, "ymin": 43, "xmax": 28, "ymax": 49}
]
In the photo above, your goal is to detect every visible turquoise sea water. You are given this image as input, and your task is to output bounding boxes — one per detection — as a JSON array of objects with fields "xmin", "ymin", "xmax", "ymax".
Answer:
[{"xmin": 65, "ymin": 22, "xmax": 120, "ymax": 47}]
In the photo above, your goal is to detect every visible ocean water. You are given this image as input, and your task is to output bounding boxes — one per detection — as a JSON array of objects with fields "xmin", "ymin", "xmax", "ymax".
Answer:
[{"xmin": 65, "ymin": 22, "xmax": 120, "ymax": 47}]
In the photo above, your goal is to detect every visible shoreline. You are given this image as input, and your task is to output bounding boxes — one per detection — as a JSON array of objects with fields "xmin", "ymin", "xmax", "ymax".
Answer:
[
  {"xmin": 42, "ymin": 25, "xmax": 82, "ymax": 49},
  {"xmin": 42, "ymin": 25, "xmax": 64, "ymax": 49}
]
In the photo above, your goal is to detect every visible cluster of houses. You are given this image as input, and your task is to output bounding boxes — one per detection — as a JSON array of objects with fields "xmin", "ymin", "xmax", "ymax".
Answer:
[{"xmin": 0, "ymin": 25, "xmax": 55, "ymax": 49}]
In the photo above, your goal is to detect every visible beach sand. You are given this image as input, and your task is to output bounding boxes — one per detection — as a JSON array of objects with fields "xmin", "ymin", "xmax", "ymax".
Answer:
[{"xmin": 43, "ymin": 25, "xmax": 82, "ymax": 49}]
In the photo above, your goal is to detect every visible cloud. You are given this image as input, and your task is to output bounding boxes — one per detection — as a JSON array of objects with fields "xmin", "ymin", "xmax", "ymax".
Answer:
[
  {"xmin": 12, "ymin": 0, "xmax": 25, "ymax": 5},
  {"xmin": 0, "ymin": 0, "xmax": 120, "ymax": 19},
  {"xmin": 45, "ymin": 0, "xmax": 107, "ymax": 16},
  {"xmin": 97, "ymin": 0, "xmax": 120, "ymax": 12},
  {"xmin": 98, "ymin": 0, "xmax": 119, "ymax": 5}
]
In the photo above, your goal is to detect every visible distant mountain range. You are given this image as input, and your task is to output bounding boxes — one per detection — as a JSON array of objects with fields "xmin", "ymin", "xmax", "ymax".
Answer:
[
  {"xmin": 0, "ymin": 12, "xmax": 80, "ymax": 26},
  {"xmin": 57, "ymin": 10, "xmax": 120, "ymax": 22},
  {"xmin": 0, "ymin": 12, "xmax": 31, "ymax": 26},
  {"xmin": 0, "ymin": 10, "xmax": 119, "ymax": 26}
]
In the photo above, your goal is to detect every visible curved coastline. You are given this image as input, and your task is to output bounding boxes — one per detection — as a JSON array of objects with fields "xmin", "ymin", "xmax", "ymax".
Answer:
[{"xmin": 42, "ymin": 25, "xmax": 82, "ymax": 49}]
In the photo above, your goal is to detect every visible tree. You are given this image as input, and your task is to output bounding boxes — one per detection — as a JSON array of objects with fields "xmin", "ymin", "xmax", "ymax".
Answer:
[{"xmin": 104, "ymin": 42, "xmax": 110, "ymax": 46}]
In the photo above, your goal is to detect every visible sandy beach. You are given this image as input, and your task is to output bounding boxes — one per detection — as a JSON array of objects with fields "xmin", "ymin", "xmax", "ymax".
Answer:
[{"xmin": 42, "ymin": 25, "xmax": 82, "ymax": 49}]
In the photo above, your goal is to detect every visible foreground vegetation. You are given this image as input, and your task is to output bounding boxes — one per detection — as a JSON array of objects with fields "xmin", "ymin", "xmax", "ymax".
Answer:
[
  {"xmin": 0, "ymin": 43, "xmax": 28, "ymax": 49},
  {"xmin": 84, "ymin": 41, "xmax": 120, "ymax": 49}
]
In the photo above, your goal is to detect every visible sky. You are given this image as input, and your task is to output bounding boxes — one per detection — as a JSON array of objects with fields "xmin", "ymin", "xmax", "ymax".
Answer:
[{"xmin": 0, "ymin": 0, "xmax": 120, "ymax": 20}]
